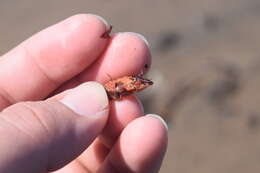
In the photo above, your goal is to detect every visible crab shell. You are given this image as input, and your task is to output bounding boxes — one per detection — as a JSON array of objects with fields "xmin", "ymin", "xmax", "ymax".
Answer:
[{"xmin": 104, "ymin": 75, "xmax": 153, "ymax": 100}]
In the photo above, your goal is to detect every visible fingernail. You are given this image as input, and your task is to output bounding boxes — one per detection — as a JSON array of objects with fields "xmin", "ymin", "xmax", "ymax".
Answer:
[
  {"xmin": 124, "ymin": 32, "xmax": 150, "ymax": 47},
  {"xmin": 146, "ymin": 114, "xmax": 168, "ymax": 130},
  {"xmin": 60, "ymin": 82, "xmax": 109, "ymax": 117},
  {"xmin": 88, "ymin": 13, "xmax": 110, "ymax": 29}
]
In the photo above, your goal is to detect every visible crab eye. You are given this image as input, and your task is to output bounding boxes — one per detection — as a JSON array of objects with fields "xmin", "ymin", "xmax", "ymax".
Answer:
[
  {"xmin": 131, "ymin": 76, "xmax": 137, "ymax": 82},
  {"xmin": 115, "ymin": 82, "xmax": 124, "ymax": 88},
  {"xmin": 140, "ymin": 78, "xmax": 153, "ymax": 85}
]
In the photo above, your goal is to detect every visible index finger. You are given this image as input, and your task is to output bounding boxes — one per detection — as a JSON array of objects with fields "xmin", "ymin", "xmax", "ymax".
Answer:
[{"xmin": 0, "ymin": 14, "xmax": 109, "ymax": 109}]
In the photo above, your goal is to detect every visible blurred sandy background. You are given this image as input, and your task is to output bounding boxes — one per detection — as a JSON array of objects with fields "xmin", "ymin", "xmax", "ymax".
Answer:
[{"xmin": 2, "ymin": 0, "xmax": 260, "ymax": 172}]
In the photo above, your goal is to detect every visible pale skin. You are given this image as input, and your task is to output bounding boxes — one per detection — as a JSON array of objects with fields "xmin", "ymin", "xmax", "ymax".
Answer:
[{"xmin": 0, "ymin": 14, "xmax": 168, "ymax": 173}]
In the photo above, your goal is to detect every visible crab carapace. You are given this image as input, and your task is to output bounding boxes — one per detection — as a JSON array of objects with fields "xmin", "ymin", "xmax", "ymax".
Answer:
[{"xmin": 104, "ymin": 75, "xmax": 153, "ymax": 100}]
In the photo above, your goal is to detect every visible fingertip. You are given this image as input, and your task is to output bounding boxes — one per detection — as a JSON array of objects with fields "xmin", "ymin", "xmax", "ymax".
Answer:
[
  {"xmin": 87, "ymin": 13, "xmax": 110, "ymax": 30},
  {"xmin": 146, "ymin": 114, "xmax": 169, "ymax": 131},
  {"xmin": 142, "ymin": 115, "xmax": 169, "ymax": 152},
  {"xmin": 121, "ymin": 115, "xmax": 168, "ymax": 153},
  {"xmin": 60, "ymin": 82, "xmax": 109, "ymax": 117},
  {"xmin": 99, "ymin": 115, "xmax": 168, "ymax": 173},
  {"xmin": 120, "ymin": 116, "xmax": 168, "ymax": 171},
  {"xmin": 121, "ymin": 32, "xmax": 150, "ymax": 48},
  {"xmin": 112, "ymin": 32, "xmax": 151, "ymax": 70},
  {"xmin": 61, "ymin": 14, "xmax": 109, "ymax": 33},
  {"xmin": 109, "ymin": 32, "xmax": 152, "ymax": 75}
]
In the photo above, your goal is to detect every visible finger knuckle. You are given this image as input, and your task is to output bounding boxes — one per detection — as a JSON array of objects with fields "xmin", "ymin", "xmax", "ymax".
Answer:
[{"xmin": 3, "ymin": 102, "xmax": 55, "ymax": 140}]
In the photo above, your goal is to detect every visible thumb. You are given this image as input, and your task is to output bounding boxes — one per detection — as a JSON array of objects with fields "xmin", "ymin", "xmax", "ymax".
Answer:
[{"xmin": 0, "ymin": 82, "xmax": 109, "ymax": 173}]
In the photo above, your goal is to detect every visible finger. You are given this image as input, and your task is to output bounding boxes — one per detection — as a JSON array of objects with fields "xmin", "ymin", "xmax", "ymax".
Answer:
[
  {"xmin": 81, "ymin": 32, "xmax": 151, "ymax": 82},
  {"xmin": 52, "ymin": 160, "xmax": 88, "ymax": 173},
  {"xmin": 0, "ymin": 82, "xmax": 109, "ymax": 173},
  {"xmin": 53, "ymin": 32, "xmax": 151, "ymax": 93},
  {"xmin": 98, "ymin": 115, "xmax": 168, "ymax": 173},
  {"xmin": 100, "ymin": 95, "xmax": 144, "ymax": 147},
  {"xmin": 0, "ymin": 14, "xmax": 109, "ymax": 109},
  {"xmin": 77, "ymin": 95, "xmax": 144, "ymax": 172}
]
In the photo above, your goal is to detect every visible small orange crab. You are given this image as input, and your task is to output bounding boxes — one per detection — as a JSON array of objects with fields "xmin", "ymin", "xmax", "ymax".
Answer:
[{"xmin": 104, "ymin": 75, "xmax": 153, "ymax": 100}]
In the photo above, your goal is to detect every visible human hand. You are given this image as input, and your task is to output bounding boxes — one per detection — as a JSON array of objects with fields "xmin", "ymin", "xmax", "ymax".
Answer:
[{"xmin": 0, "ymin": 14, "xmax": 168, "ymax": 173}]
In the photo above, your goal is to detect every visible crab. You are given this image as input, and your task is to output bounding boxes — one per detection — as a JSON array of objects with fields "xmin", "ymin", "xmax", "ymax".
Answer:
[{"xmin": 104, "ymin": 75, "xmax": 153, "ymax": 100}]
